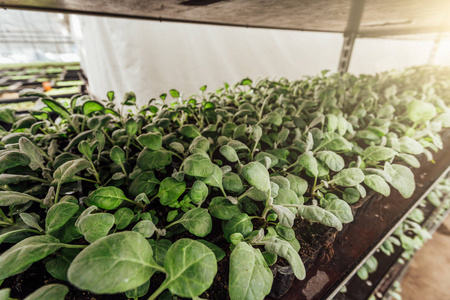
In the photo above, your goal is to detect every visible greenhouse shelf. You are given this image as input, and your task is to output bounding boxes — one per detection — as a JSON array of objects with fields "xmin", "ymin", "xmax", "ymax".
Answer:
[
  {"xmin": 278, "ymin": 130, "xmax": 450, "ymax": 300},
  {"xmin": 333, "ymin": 190, "xmax": 450, "ymax": 300},
  {"xmin": 0, "ymin": 63, "xmax": 88, "ymax": 110}
]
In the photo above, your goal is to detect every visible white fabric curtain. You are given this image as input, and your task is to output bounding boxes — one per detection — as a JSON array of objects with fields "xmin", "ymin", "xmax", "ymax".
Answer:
[
  {"xmin": 70, "ymin": 15, "xmax": 450, "ymax": 105},
  {"xmin": 70, "ymin": 16, "xmax": 343, "ymax": 104}
]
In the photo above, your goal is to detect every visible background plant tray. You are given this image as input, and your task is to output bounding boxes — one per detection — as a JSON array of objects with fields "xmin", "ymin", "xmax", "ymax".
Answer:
[
  {"xmin": 333, "ymin": 189, "xmax": 450, "ymax": 300},
  {"xmin": 278, "ymin": 130, "xmax": 450, "ymax": 300},
  {"xmin": 0, "ymin": 63, "xmax": 87, "ymax": 111}
]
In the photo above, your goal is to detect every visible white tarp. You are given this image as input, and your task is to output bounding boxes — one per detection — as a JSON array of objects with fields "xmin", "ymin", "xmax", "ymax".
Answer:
[
  {"xmin": 70, "ymin": 16, "xmax": 343, "ymax": 104},
  {"xmin": 71, "ymin": 15, "xmax": 450, "ymax": 105}
]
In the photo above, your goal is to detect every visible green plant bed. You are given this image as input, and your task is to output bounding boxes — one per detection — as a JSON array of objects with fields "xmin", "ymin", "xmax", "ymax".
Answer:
[
  {"xmin": 45, "ymin": 86, "xmax": 80, "ymax": 96},
  {"xmin": 55, "ymin": 80, "xmax": 85, "ymax": 87},
  {"xmin": 10, "ymin": 75, "xmax": 35, "ymax": 81},
  {"xmin": 0, "ymin": 66, "xmax": 449, "ymax": 300}
]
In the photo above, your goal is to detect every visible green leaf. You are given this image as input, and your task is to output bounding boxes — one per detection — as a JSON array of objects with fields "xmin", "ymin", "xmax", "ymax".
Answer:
[
  {"xmin": 326, "ymin": 114, "xmax": 338, "ymax": 133},
  {"xmin": 19, "ymin": 213, "xmax": 43, "ymax": 232},
  {"xmin": 123, "ymin": 92, "xmax": 136, "ymax": 105},
  {"xmin": 0, "ymin": 191, "xmax": 41, "ymax": 206},
  {"xmin": 277, "ymin": 128, "xmax": 290, "ymax": 144},
  {"xmin": 110, "ymin": 146, "xmax": 125, "ymax": 165},
  {"xmin": 137, "ymin": 132, "xmax": 162, "ymax": 150},
  {"xmin": 324, "ymin": 199, "xmax": 353, "ymax": 223},
  {"xmin": 318, "ymin": 132, "xmax": 352, "ymax": 151},
  {"xmin": 88, "ymin": 186, "xmax": 128, "ymax": 210},
  {"xmin": 158, "ymin": 177, "xmax": 186, "ymax": 205},
  {"xmin": 297, "ymin": 153, "xmax": 318, "ymax": 177},
  {"xmin": 183, "ymin": 153, "xmax": 214, "ymax": 177},
  {"xmin": 0, "ymin": 150, "xmax": 31, "ymax": 173},
  {"xmin": 87, "ymin": 115, "xmax": 111, "ymax": 131},
  {"xmin": 408, "ymin": 100, "xmax": 436, "ymax": 123},
  {"xmin": 114, "ymin": 207, "xmax": 134, "ymax": 230},
  {"xmin": 189, "ymin": 136, "xmax": 210, "ymax": 153},
  {"xmin": 68, "ymin": 232, "xmax": 158, "ymax": 294},
  {"xmin": 155, "ymin": 239, "xmax": 173, "ymax": 266},
  {"xmin": 125, "ymin": 280, "xmax": 150, "ymax": 299},
  {"xmin": 241, "ymin": 162, "xmax": 271, "ymax": 192},
  {"xmin": 45, "ymin": 248, "xmax": 79, "ymax": 281},
  {"xmin": 129, "ymin": 171, "xmax": 160, "ymax": 197},
  {"xmin": 197, "ymin": 240, "xmax": 226, "ymax": 261},
  {"xmin": 223, "ymin": 213, "xmax": 253, "ymax": 242},
  {"xmin": 172, "ymin": 208, "xmax": 212, "ymax": 237},
  {"xmin": 0, "ymin": 235, "xmax": 62, "ymax": 281},
  {"xmin": 189, "ymin": 180, "xmax": 209, "ymax": 205},
  {"xmin": 264, "ymin": 238, "xmax": 305, "ymax": 280},
  {"xmin": 208, "ymin": 197, "xmax": 241, "ymax": 220},
  {"xmin": 220, "ymin": 145, "xmax": 239, "ymax": 162},
  {"xmin": 261, "ymin": 112, "xmax": 282, "ymax": 126},
  {"xmin": 357, "ymin": 266, "xmax": 369, "ymax": 280},
  {"xmin": 24, "ymin": 284, "xmax": 69, "ymax": 300},
  {"xmin": 397, "ymin": 153, "xmax": 420, "ymax": 168},
  {"xmin": 398, "ymin": 136, "xmax": 424, "ymax": 155},
  {"xmin": 170, "ymin": 142, "xmax": 185, "ymax": 154},
  {"xmin": 179, "ymin": 125, "xmax": 201, "ymax": 138},
  {"xmin": 332, "ymin": 168, "xmax": 365, "ymax": 187},
  {"xmin": 78, "ymin": 140, "xmax": 93, "ymax": 160},
  {"xmin": 315, "ymin": 151, "xmax": 344, "ymax": 172},
  {"xmin": 219, "ymin": 175, "xmax": 241, "ymax": 196},
  {"xmin": 297, "ymin": 205, "xmax": 343, "ymax": 230},
  {"xmin": 125, "ymin": 118, "xmax": 138, "ymax": 136},
  {"xmin": 271, "ymin": 205, "xmax": 295, "ymax": 227},
  {"xmin": 229, "ymin": 242, "xmax": 273, "ymax": 300},
  {"xmin": 169, "ymin": 89, "xmax": 180, "ymax": 98},
  {"xmin": 0, "ymin": 229, "xmax": 39, "ymax": 245},
  {"xmin": 0, "ymin": 174, "xmax": 36, "ymax": 185},
  {"xmin": 363, "ymin": 146, "xmax": 396, "ymax": 161},
  {"xmin": 42, "ymin": 98, "xmax": 70, "ymax": 120},
  {"xmin": 82, "ymin": 101, "xmax": 104, "ymax": 116},
  {"xmin": 273, "ymin": 188, "xmax": 302, "ymax": 214},
  {"xmin": 252, "ymin": 124, "xmax": 262, "ymax": 142},
  {"xmin": 53, "ymin": 158, "xmax": 91, "ymax": 184},
  {"xmin": 255, "ymin": 152, "xmax": 279, "ymax": 168},
  {"xmin": 342, "ymin": 188, "xmax": 360, "ymax": 204},
  {"xmin": 364, "ymin": 174, "xmax": 390, "ymax": 197},
  {"xmin": 434, "ymin": 112, "xmax": 450, "ymax": 128},
  {"xmin": 162, "ymin": 239, "xmax": 217, "ymax": 298},
  {"xmin": 384, "ymin": 163, "xmax": 415, "ymax": 198},
  {"xmin": 270, "ymin": 176, "xmax": 290, "ymax": 190},
  {"xmin": 132, "ymin": 220, "xmax": 156, "ymax": 238},
  {"xmin": 287, "ymin": 174, "xmax": 308, "ymax": 197},
  {"xmin": 19, "ymin": 137, "xmax": 45, "ymax": 170},
  {"xmin": 78, "ymin": 213, "xmax": 115, "ymax": 243},
  {"xmin": 137, "ymin": 149, "xmax": 172, "ymax": 170},
  {"xmin": 198, "ymin": 164, "xmax": 224, "ymax": 190},
  {"xmin": 46, "ymin": 202, "xmax": 80, "ymax": 235}
]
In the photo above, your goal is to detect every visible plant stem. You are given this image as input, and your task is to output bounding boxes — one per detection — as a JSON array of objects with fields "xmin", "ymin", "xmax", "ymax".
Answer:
[
  {"xmin": 148, "ymin": 279, "xmax": 170, "ymax": 300},
  {"xmin": 123, "ymin": 197, "xmax": 144, "ymax": 209},
  {"xmin": 54, "ymin": 181, "xmax": 62, "ymax": 204},
  {"xmin": 261, "ymin": 192, "xmax": 273, "ymax": 220},
  {"xmin": 61, "ymin": 244, "xmax": 87, "ymax": 249},
  {"xmin": 0, "ymin": 208, "xmax": 13, "ymax": 224},
  {"xmin": 101, "ymin": 129, "xmax": 115, "ymax": 145},
  {"xmin": 30, "ymin": 176, "xmax": 48, "ymax": 183},
  {"xmin": 167, "ymin": 150, "xmax": 184, "ymax": 161}
]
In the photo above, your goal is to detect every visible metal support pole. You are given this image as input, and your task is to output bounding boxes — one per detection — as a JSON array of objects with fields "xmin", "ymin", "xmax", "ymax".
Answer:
[{"xmin": 338, "ymin": 0, "xmax": 366, "ymax": 73}]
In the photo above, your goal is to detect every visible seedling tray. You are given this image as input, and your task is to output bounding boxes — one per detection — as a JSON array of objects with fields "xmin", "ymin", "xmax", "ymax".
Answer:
[{"xmin": 279, "ymin": 130, "xmax": 450, "ymax": 300}]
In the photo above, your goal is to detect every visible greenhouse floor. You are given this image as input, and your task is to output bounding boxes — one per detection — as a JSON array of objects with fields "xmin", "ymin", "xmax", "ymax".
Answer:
[{"xmin": 400, "ymin": 215, "xmax": 450, "ymax": 299}]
